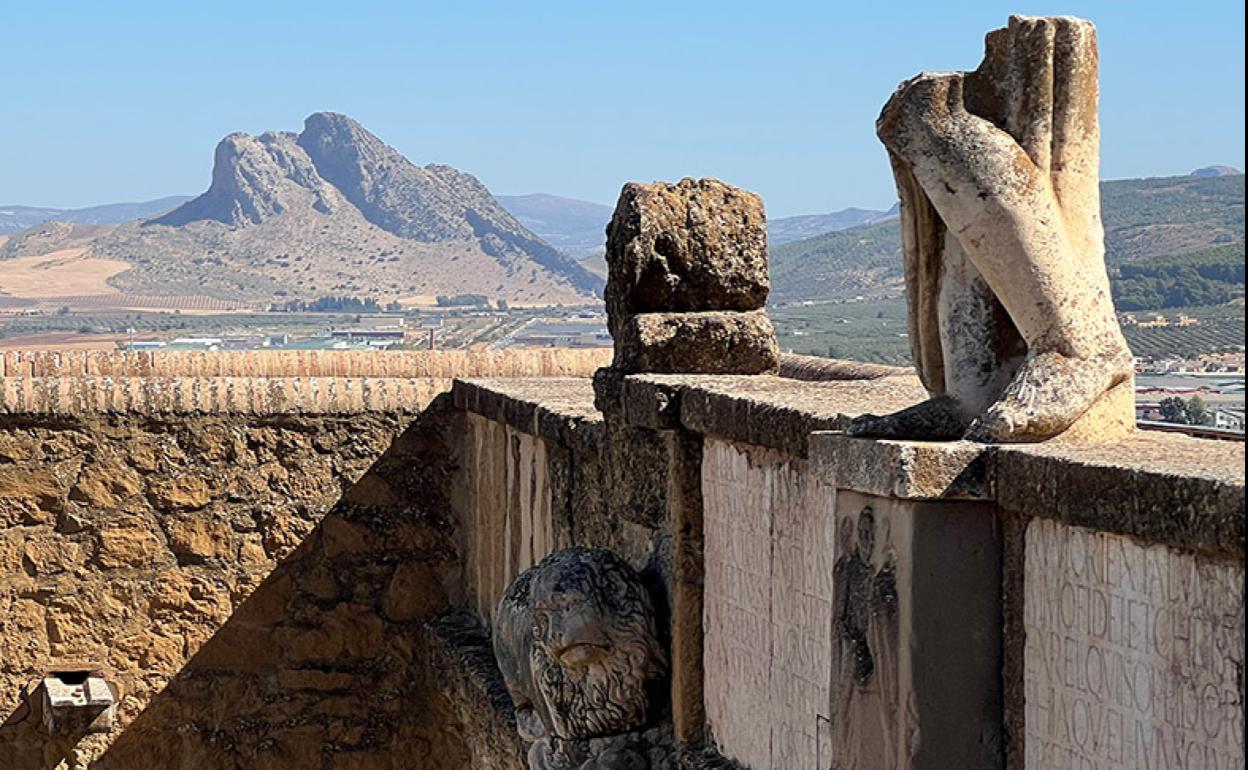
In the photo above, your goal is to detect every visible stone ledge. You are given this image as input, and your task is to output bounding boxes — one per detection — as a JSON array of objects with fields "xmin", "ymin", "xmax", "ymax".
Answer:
[
  {"xmin": 993, "ymin": 433, "xmax": 1245, "ymax": 561},
  {"xmin": 0, "ymin": 376, "xmax": 450, "ymax": 415},
  {"xmin": 638, "ymin": 373, "xmax": 926, "ymax": 457},
  {"xmin": 810, "ymin": 435, "xmax": 990, "ymax": 499},
  {"xmin": 453, "ymin": 378, "xmax": 602, "ymax": 444}
]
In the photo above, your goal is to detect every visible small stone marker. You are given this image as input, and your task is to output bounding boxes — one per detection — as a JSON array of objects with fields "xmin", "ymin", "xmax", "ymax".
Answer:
[{"xmin": 39, "ymin": 671, "xmax": 117, "ymax": 735}]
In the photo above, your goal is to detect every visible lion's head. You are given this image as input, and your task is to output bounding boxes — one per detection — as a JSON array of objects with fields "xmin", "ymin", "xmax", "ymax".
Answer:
[{"xmin": 494, "ymin": 548, "xmax": 667, "ymax": 743}]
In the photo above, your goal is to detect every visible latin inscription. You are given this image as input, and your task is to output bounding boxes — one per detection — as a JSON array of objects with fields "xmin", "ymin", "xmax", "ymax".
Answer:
[
  {"xmin": 702, "ymin": 439, "xmax": 836, "ymax": 770},
  {"xmin": 1024, "ymin": 519, "xmax": 1244, "ymax": 770}
]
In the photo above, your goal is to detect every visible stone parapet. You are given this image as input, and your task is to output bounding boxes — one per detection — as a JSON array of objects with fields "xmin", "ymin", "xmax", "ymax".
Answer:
[
  {"xmin": 0, "ymin": 376, "xmax": 450, "ymax": 415},
  {"xmin": 452, "ymin": 377, "xmax": 602, "ymax": 444},
  {"xmin": 0, "ymin": 349, "xmax": 612, "ymax": 417},
  {"xmin": 451, "ymin": 373, "xmax": 1245, "ymax": 770},
  {"xmin": 0, "ymin": 348, "xmax": 611, "ymax": 379},
  {"xmin": 808, "ymin": 431, "xmax": 1245, "ymax": 561},
  {"xmin": 619, "ymin": 373, "xmax": 929, "ymax": 456},
  {"xmin": 458, "ymin": 376, "xmax": 1245, "ymax": 559}
]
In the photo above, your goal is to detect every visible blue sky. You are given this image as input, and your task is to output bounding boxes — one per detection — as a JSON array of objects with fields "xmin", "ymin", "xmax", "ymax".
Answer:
[{"xmin": 2, "ymin": 1, "xmax": 1243, "ymax": 218}]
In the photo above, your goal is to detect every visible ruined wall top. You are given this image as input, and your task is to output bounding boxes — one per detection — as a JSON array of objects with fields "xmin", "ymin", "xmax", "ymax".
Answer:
[
  {"xmin": 0, "ymin": 348, "xmax": 610, "ymax": 379},
  {"xmin": 602, "ymin": 178, "xmax": 780, "ymax": 375},
  {"xmin": 0, "ymin": 349, "xmax": 610, "ymax": 416}
]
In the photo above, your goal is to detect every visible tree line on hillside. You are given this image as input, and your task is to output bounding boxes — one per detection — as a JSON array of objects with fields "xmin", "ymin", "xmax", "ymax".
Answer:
[{"xmin": 1111, "ymin": 243, "xmax": 1245, "ymax": 311}]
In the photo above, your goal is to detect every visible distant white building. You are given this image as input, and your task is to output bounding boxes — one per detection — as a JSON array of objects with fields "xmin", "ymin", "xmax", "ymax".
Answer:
[{"xmin": 1212, "ymin": 408, "xmax": 1246, "ymax": 433}]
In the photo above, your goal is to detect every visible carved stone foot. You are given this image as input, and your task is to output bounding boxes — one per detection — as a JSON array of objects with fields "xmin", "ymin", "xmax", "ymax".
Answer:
[
  {"xmin": 964, "ymin": 349, "xmax": 1134, "ymax": 443},
  {"xmin": 845, "ymin": 395, "xmax": 968, "ymax": 441}
]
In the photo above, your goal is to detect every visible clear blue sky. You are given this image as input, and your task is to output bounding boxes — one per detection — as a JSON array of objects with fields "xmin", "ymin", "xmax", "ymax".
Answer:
[{"xmin": 2, "ymin": 1, "xmax": 1243, "ymax": 218}]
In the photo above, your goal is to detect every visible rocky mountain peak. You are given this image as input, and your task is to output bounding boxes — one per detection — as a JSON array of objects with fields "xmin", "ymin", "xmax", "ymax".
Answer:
[
  {"xmin": 152, "ymin": 129, "xmax": 340, "ymax": 227},
  {"xmin": 114, "ymin": 112, "xmax": 602, "ymax": 301}
]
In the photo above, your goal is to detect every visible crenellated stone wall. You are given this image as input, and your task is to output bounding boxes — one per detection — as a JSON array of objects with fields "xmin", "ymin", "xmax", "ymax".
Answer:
[{"xmin": 0, "ymin": 349, "xmax": 612, "ymax": 379}]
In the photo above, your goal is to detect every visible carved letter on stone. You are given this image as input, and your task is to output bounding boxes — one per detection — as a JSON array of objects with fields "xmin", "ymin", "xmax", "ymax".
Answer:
[
  {"xmin": 847, "ymin": 16, "xmax": 1135, "ymax": 443},
  {"xmin": 494, "ymin": 548, "xmax": 673, "ymax": 770}
]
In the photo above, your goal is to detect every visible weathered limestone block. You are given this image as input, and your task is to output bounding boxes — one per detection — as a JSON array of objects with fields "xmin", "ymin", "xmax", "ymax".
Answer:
[
  {"xmin": 0, "ymin": 466, "xmax": 64, "ymax": 525},
  {"xmin": 603, "ymin": 178, "xmax": 778, "ymax": 376},
  {"xmin": 849, "ymin": 15, "xmax": 1134, "ymax": 443},
  {"xmin": 1022, "ymin": 519, "xmax": 1245, "ymax": 769},
  {"xmin": 493, "ymin": 548, "xmax": 674, "ymax": 769},
  {"xmin": 616, "ymin": 310, "xmax": 780, "ymax": 375},
  {"xmin": 605, "ymin": 178, "xmax": 768, "ymax": 326}
]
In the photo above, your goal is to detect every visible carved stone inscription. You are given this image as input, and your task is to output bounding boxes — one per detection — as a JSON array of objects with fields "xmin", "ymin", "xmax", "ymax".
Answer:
[
  {"xmin": 1024, "ymin": 519, "xmax": 1245, "ymax": 770},
  {"xmin": 702, "ymin": 439, "xmax": 836, "ymax": 770}
]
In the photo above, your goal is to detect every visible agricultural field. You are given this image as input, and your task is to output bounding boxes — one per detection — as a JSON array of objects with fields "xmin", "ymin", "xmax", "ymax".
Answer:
[
  {"xmin": 1121, "ymin": 304, "xmax": 1246, "ymax": 360},
  {"xmin": 772, "ymin": 300, "xmax": 1245, "ymax": 365},
  {"xmin": 0, "ymin": 312, "xmax": 362, "ymax": 343},
  {"xmin": 0, "ymin": 305, "xmax": 581, "ymax": 352},
  {"xmin": 771, "ymin": 299, "xmax": 913, "ymax": 364}
]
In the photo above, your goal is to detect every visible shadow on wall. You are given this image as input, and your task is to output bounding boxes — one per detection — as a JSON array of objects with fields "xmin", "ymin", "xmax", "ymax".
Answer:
[{"xmin": 0, "ymin": 395, "xmax": 476, "ymax": 770}]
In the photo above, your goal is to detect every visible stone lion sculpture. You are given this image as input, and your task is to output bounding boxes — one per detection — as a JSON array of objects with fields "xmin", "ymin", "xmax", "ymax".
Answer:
[
  {"xmin": 493, "ymin": 548, "xmax": 673, "ymax": 770},
  {"xmin": 847, "ymin": 16, "xmax": 1135, "ymax": 443}
]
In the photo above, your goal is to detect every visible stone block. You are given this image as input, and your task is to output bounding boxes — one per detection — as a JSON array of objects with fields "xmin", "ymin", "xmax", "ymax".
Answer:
[
  {"xmin": 810, "ymin": 433, "xmax": 990, "ymax": 500},
  {"xmin": 165, "ymin": 516, "xmax": 234, "ymax": 562},
  {"xmin": 615, "ymin": 310, "xmax": 780, "ymax": 375},
  {"xmin": 828, "ymin": 491, "xmax": 1003, "ymax": 770},
  {"xmin": 605, "ymin": 178, "xmax": 769, "ymax": 331},
  {"xmin": 1022, "ymin": 518, "xmax": 1244, "ymax": 769}
]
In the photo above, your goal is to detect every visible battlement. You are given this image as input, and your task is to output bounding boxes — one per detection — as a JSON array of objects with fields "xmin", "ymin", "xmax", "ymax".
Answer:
[
  {"xmin": 0, "ymin": 348, "xmax": 611, "ymax": 379},
  {"xmin": 0, "ymin": 349, "xmax": 611, "ymax": 415}
]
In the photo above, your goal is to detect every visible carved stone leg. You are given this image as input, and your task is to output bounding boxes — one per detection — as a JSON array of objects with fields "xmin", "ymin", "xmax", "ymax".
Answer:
[{"xmin": 875, "ymin": 16, "xmax": 1134, "ymax": 442}]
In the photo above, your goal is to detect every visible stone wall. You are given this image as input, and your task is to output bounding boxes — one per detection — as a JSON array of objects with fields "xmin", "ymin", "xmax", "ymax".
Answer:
[
  {"xmin": 461, "ymin": 412, "xmax": 556, "ymax": 622},
  {"xmin": 0, "ymin": 350, "xmax": 1241, "ymax": 770},
  {"xmin": 701, "ymin": 439, "xmax": 836, "ymax": 770},
  {"xmin": 0, "ymin": 409, "xmax": 421, "ymax": 768},
  {"xmin": 1, "ymin": 349, "xmax": 611, "ymax": 378},
  {"xmin": 0, "ymin": 349, "xmax": 606, "ymax": 770},
  {"xmin": 449, "ymin": 372, "xmax": 1244, "ymax": 770}
]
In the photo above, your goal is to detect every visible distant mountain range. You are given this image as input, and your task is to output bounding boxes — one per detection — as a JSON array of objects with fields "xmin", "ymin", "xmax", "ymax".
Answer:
[
  {"xmin": 1, "ymin": 113, "xmax": 602, "ymax": 307},
  {"xmin": 0, "ymin": 197, "xmax": 192, "ymax": 234},
  {"xmin": 496, "ymin": 194, "xmax": 613, "ymax": 258},
  {"xmin": 494, "ymin": 195, "xmax": 901, "ymax": 270},
  {"xmin": 766, "ymin": 204, "xmax": 899, "ymax": 245},
  {"xmin": 3, "ymin": 158, "xmax": 1241, "ymax": 309},
  {"xmin": 1191, "ymin": 165, "xmax": 1242, "ymax": 178}
]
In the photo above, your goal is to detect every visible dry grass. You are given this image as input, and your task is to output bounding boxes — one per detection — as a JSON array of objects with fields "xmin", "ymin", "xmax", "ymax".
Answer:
[{"xmin": 0, "ymin": 248, "xmax": 131, "ymax": 298}]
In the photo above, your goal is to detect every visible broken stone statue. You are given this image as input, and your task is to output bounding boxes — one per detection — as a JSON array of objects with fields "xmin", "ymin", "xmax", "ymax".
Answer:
[
  {"xmin": 603, "ymin": 178, "xmax": 780, "ymax": 374},
  {"xmin": 847, "ymin": 15, "xmax": 1135, "ymax": 443},
  {"xmin": 494, "ymin": 548, "xmax": 674, "ymax": 770}
]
